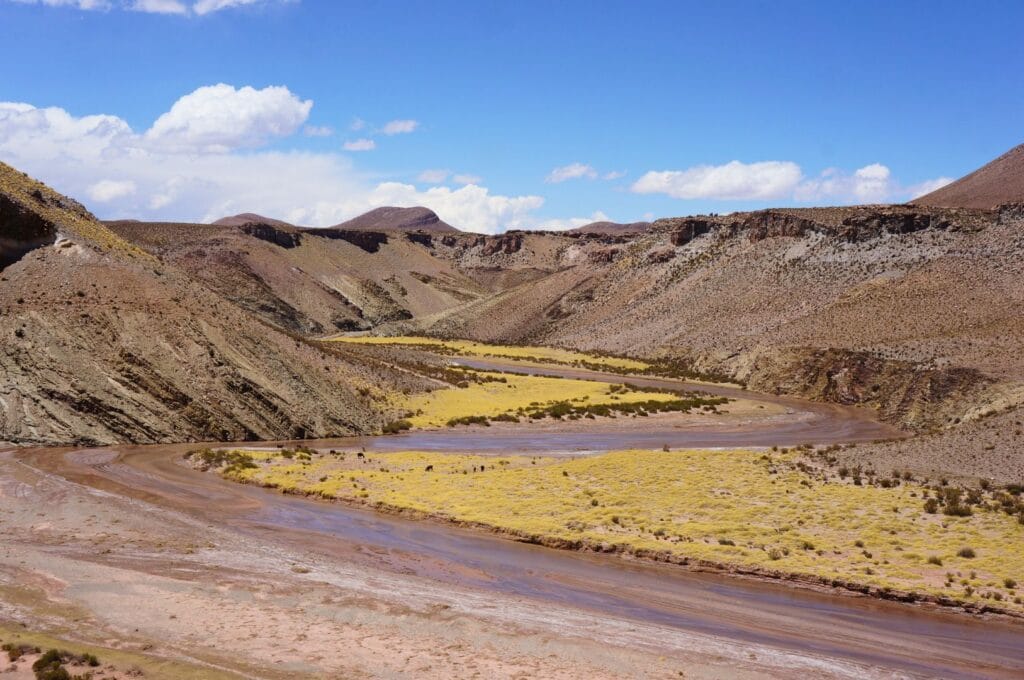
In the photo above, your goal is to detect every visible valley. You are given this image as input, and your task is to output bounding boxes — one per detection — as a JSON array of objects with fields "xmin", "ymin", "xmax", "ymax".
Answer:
[{"xmin": 2, "ymin": 145, "xmax": 1023, "ymax": 678}]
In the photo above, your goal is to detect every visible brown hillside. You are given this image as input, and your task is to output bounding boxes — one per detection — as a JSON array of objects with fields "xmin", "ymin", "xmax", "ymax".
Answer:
[
  {"xmin": 332, "ymin": 206, "xmax": 459, "ymax": 233},
  {"xmin": 213, "ymin": 212, "xmax": 297, "ymax": 228},
  {"xmin": 913, "ymin": 143, "xmax": 1024, "ymax": 209},
  {"xmin": 1, "ymin": 165, "xmax": 424, "ymax": 445}
]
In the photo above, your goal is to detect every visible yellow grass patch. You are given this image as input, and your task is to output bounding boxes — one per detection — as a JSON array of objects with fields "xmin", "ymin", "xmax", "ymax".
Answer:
[
  {"xmin": 399, "ymin": 371, "xmax": 677, "ymax": 427},
  {"xmin": 221, "ymin": 448, "xmax": 1024, "ymax": 612},
  {"xmin": 328, "ymin": 335, "xmax": 649, "ymax": 371}
]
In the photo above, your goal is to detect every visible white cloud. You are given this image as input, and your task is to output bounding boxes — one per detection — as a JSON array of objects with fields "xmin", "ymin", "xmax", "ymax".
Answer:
[
  {"xmin": 632, "ymin": 161, "xmax": 802, "ymax": 200},
  {"xmin": 417, "ymin": 169, "xmax": 449, "ymax": 183},
  {"xmin": 602, "ymin": 170, "xmax": 626, "ymax": 180},
  {"xmin": 380, "ymin": 119, "xmax": 419, "ymax": 135},
  {"xmin": 452, "ymin": 173, "xmax": 481, "ymax": 185},
  {"xmin": 87, "ymin": 179, "xmax": 137, "ymax": 202},
  {"xmin": 12, "ymin": 0, "xmax": 292, "ymax": 14},
  {"xmin": 794, "ymin": 164, "xmax": 896, "ymax": 203},
  {"xmin": 0, "ymin": 93, "xmax": 555, "ymax": 234},
  {"xmin": 907, "ymin": 176, "xmax": 955, "ymax": 199},
  {"xmin": 302, "ymin": 124, "xmax": 333, "ymax": 137},
  {"xmin": 546, "ymin": 162, "xmax": 598, "ymax": 183},
  {"xmin": 130, "ymin": 0, "xmax": 187, "ymax": 13},
  {"xmin": 192, "ymin": 0, "xmax": 286, "ymax": 14},
  {"xmin": 144, "ymin": 84, "xmax": 311, "ymax": 153},
  {"xmin": 342, "ymin": 138, "xmax": 375, "ymax": 151},
  {"xmin": 634, "ymin": 159, "xmax": 954, "ymax": 205}
]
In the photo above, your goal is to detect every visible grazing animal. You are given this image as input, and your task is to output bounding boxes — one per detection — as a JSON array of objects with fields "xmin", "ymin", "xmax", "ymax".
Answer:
[
  {"xmin": 357, "ymin": 452, "xmax": 365, "ymax": 459},
  {"xmin": 425, "ymin": 465, "xmax": 434, "ymax": 472}
]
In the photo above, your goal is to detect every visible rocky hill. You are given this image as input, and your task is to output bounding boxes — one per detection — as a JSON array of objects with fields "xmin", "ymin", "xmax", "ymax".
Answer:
[
  {"xmin": 212, "ymin": 213, "xmax": 297, "ymax": 228},
  {"xmin": 0, "ymin": 163, "xmax": 424, "ymax": 445},
  {"xmin": 567, "ymin": 220, "xmax": 650, "ymax": 235},
  {"xmin": 331, "ymin": 206, "xmax": 459, "ymax": 232},
  {"xmin": 913, "ymin": 142, "xmax": 1024, "ymax": 209}
]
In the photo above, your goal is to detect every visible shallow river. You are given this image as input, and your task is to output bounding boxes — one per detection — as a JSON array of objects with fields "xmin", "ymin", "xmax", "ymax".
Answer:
[{"xmin": 17, "ymin": 361, "xmax": 1024, "ymax": 678}]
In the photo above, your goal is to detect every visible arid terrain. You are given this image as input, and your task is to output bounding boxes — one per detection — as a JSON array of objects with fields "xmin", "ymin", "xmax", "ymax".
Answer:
[{"xmin": 2, "ymin": 144, "xmax": 1023, "ymax": 678}]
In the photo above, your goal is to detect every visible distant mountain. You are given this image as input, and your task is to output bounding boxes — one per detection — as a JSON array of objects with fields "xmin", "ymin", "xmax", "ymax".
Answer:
[
  {"xmin": 331, "ymin": 206, "xmax": 458, "ymax": 233},
  {"xmin": 912, "ymin": 143, "xmax": 1024, "ymax": 209},
  {"xmin": 213, "ymin": 213, "xmax": 296, "ymax": 228},
  {"xmin": 567, "ymin": 220, "xmax": 650, "ymax": 235}
]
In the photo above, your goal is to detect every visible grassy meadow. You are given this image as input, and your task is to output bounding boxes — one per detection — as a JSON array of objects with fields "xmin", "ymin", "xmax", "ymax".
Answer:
[{"xmin": 196, "ymin": 446, "xmax": 1024, "ymax": 614}]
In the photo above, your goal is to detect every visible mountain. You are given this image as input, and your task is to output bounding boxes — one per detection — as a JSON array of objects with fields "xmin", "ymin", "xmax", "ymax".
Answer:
[
  {"xmin": 212, "ymin": 213, "xmax": 297, "ymax": 228},
  {"xmin": 5, "ymin": 158, "xmax": 1024, "ymax": 447},
  {"xmin": 913, "ymin": 143, "xmax": 1024, "ymax": 209},
  {"xmin": 0, "ymin": 162, "xmax": 422, "ymax": 445},
  {"xmin": 331, "ymin": 206, "xmax": 459, "ymax": 233}
]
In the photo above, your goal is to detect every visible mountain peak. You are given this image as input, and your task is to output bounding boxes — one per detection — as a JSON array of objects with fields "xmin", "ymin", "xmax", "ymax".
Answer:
[{"xmin": 330, "ymin": 206, "xmax": 459, "ymax": 233}]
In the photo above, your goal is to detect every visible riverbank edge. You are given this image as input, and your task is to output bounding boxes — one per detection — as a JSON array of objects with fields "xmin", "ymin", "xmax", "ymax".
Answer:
[{"xmin": 221, "ymin": 469, "xmax": 1024, "ymax": 624}]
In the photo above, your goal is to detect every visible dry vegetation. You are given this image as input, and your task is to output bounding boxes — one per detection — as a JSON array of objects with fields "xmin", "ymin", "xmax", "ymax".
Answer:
[
  {"xmin": 329, "ymin": 336, "xmax": 650, "ymax": 371},
  {"xmin": 196, "ymin": 446, "xmax": 1024, "ymax": 615},
  {"xmin": 391, "ymin": 370, "xmax": 724, "ymax": 429}
]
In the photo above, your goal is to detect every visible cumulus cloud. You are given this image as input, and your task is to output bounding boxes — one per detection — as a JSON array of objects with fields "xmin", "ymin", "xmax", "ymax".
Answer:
[
  {"xmin": 342, "ymin": 138, "xmax": 375, "ymax": 151},
  {"xmin": 87, "ymin": 179, "xmax": 137, "ymax": 202},
  {"xmin": 546, "ymin": 162, "xmax": 598, "ymax": 183},
  {"xmin": 632, "ymin": 161, "xmax": 802, "ymax": 200},
  {"xmin": 0, "ymin": 91, "xmax": 560, "ymax": 233},
  {"xmin": 793, "ymin": 163, "xmax": 895, "ymax": 203},
  {"xmin": 452, "ymin": 173, "xmax": 481, "ymax": 185},
  {"xmin": 633, "ymin": 159, "xmax": 950, "ymax": 205},
  {"xmin": 380, "ymin": 119, "xmax": 418, "ymax": 135},
  {"xmin": 144, "ymin": 84, "xmax": 311, "ymax": 153}
]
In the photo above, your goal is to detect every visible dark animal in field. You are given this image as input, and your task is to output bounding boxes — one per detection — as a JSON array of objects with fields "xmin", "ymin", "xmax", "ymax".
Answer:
[{"xmin": 425, "ymin": 465, "xmax": 434, "ymax": 472}]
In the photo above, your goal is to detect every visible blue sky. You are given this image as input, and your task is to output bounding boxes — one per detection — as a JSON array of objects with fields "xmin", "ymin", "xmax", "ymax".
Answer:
[{"xmin": 1, "ymin": 0, "xmax": 1021, "ymax": 232}]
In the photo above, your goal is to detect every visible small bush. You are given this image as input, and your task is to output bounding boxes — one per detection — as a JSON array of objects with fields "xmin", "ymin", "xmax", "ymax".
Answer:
[
  {"xmin": 957, "ymin": 547, "xmax": 976, "ymax": 559},
  {"xmin": 926, "ymin": 555, "xmax": 943, "ymax": 566},
  {"xmin": 382, "ymin": 419, "xmax": 413, "ymax": 434}
]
